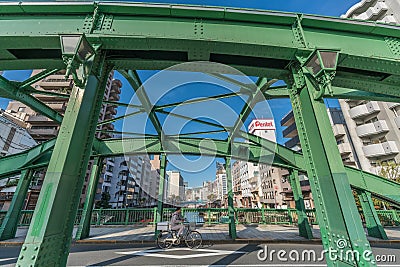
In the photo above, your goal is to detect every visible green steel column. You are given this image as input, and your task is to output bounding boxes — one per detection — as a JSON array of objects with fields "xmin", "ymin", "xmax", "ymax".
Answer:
[
  {"xmin": 225, "ymin": 157, "xmax": 237, "ymax": 239},
  {"xmin": 16, "ymin": 53, "xmax": 110, "ymax": 267},
  {"xmin": 0, "ymin": 169, "xmax": 33, "ymax": 240},
  {"xmin": 289, "ymin": 64, "xmax": 375, "ymax": 266},
  {"xmin": 155, "ymin": 153, "xmax": 167, "ymax": 237},
  {"xmin": 356, "ymin": 190, "xmax": 387, "ymax": 240},
  {"xmin": 75, "ymin": 157, "xmax": 104, "ymax": 240},
  {"xmin": 288, "ymin": 170, "xmax": 313, "ymax": 239}
]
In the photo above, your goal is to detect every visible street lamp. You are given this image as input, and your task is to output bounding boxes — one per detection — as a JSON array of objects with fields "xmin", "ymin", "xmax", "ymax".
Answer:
[
  {"xmin": 60, "ymin": 34, "xmax": 95, "ymax": 87},
  {"xmin": 303, "ymin": 49, "xmax": 339, "ymax": 99}
]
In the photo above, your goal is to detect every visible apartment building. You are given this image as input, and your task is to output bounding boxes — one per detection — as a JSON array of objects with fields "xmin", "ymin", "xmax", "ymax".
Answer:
[
  {"xmin": 231, "ymin": 119, "xmax": 289, "ymax": 208},
  {"xmin": 166, "ymin": 170, "xmax": 185, "ymax": 203},
  {"xmin": 338, "ymin": 0, "xmax": 400, "ymax": 174},
  {"xmin": 281, "ymin": 108, "xmax": 359, "ymax": 168},
  {"xmin": 5, "ymin": 69, "xmax": 122, "ymax": 208},
  {"xmin": 342, "ymin": 0, "xmax": 400, "ymax": 23},
  {"xmin": 104, "ymin": 155, "xmax": 155, "ymax": 208},
  {"xmin": 0, "ymin": 110, "xmax": 37, "ymax": 157}
]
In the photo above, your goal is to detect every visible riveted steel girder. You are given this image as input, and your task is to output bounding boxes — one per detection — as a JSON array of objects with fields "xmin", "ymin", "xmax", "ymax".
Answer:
[
  {"xmin": 0, "ymin": 2, "xmax": 399, "ymax": 96},
  {"xmin": 120, "ymin": 70, "xmax": 164, "ymax": 138},
  {"xmin": 0, "ymin": 76, "xmax": 63, "ymax": 123},
  {"xmin": 288, "ymin": 170, "xmax": 313, "ymax": 239},
  {"xmin": 75, "ymin": 157, "xmax": 104, "ymax": 240},
  {"xmin": 155, "ymin": 153, "xmax": 167, "ymax": 236},
  {"xmin": 289, "ymin": 65, "xmax": 374, "ymax": 266},
  {"xmin": 1, "ymin": 134, "xmax": 399, "ymax": 207},
  {"xmin": 16, "ymin": 52, "xmax": 111, "ymax": 266},
  {"xmin": 0, "ymin": 169, "xmax": 33, "ymax": 240},
  {"xmin": 225, "ymin": 157, "xmax": 236, "ymax": 239},
  {"xmin": 356, "ymin": 190, "xmax": 388, "ymax": 240}
]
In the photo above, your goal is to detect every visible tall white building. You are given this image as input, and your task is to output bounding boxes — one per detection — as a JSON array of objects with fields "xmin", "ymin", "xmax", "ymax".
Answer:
[
  {"xmin": 232, "ymin": 119, "xmax": 289, "ymax": 208},
  {"xmin": 103, "ymin": 155, "xmax": 158, "ymax": 208},
  {"xmin": 0, "ymin": 110, "xmax": 37, "ymax": 157},
  {"xmin": 339, "ymin": 0, "xmax": 400, "ymax": 175},
  {"xmin": 166, "ymin": 170, "xmax": 185, "ymax": 203},
  {"xmin": 342, "ymin": 0, "xmax": 400, "ymax": 24}
]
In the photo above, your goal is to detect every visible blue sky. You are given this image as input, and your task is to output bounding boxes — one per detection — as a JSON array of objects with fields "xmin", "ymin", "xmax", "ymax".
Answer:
[{"xmin": 0, "ymin": 0, "xmax": 359, "ymax": 188}]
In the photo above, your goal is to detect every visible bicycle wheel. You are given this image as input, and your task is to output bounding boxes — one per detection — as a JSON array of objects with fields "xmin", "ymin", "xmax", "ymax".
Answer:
[
  {"xmin": 185, "ymin": 230, "xmax": 202, "ymax": 249},
  {"xmin": 156, "ymin": 231, "xmax": 173, "ymax": 249}
]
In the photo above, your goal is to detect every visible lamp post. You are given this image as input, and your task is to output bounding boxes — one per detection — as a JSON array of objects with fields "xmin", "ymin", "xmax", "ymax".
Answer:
[
  {"xmin": 303, "ymin": 49, "xmax": 339, "ymax": 99},
  {"xmin": 60, "ymin": 34, "xmax": 96, "ymax": 87}
]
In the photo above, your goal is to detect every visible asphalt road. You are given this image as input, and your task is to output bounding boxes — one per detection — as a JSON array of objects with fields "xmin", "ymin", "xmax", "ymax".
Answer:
[{"xmin": 1, "ymin": 242, "xmax": 400, "ymax": 266}]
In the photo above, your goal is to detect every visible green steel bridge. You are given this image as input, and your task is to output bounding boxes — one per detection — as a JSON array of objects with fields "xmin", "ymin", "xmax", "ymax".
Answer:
[{"xmin": 0, "ymin": 2, "xmax": 399, "ymax": 266}]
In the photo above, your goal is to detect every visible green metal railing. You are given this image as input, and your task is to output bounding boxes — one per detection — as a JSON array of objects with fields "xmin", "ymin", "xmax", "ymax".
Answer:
[{"xmin": 1, "ymin": 208, "xmax": 399, "ymax": 227}]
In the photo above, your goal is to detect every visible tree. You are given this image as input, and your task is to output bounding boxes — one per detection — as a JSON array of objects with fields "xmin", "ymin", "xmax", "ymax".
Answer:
[
  {"xmin": 207, "ymin": 194, "xmax": 216, "ymax": 204},
  {"xmin": 96, "ymin": 192, "xmax": 111, "ymax": 209},
  {"xmin": 378, "ymin": 161, "xmax": 400, "ymax": 183}
]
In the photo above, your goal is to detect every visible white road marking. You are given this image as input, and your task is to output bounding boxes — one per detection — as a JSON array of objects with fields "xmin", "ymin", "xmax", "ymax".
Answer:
[{"xmin": 115, "ymin": 247, "xmax": 246, "ymax": 259}]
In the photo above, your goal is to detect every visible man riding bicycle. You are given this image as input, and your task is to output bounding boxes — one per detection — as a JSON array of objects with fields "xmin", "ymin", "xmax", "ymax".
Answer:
[{"xmin": 170, "ymin": 207, "xmax": 185, "ymax": 237}]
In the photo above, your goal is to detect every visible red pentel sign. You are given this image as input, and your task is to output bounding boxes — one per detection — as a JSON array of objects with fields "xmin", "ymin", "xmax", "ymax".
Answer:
[{"xmin": 248, "ymin": 119, "xmax": 275, "ymax": 133}]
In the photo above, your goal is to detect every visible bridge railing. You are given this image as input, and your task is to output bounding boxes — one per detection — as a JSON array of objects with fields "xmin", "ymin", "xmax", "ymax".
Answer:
[{"xmin": 0, "ymin": 208, "xmax": 398, "ymax": 227}]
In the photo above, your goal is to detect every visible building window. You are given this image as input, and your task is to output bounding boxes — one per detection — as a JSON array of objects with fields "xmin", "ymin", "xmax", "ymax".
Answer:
[{"xmin": 18, "ymin": 107, "xmax": 26, "ymax": 112}]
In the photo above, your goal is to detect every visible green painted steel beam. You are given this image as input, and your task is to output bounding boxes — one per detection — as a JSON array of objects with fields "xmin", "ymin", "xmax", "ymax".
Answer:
[
  {"xmin": 345, "ymin": 166, "xmax": 400, "ymax": 206},
  {"xmin": 155, "ymin": 153, "xmax": 167, "ymax": 237},
  {"xmin": 120, "ymin": 70, "xmax": 164, "ymax": 138},
  {"xmin": 225, "ymin": 157, "xmax": 237, "ymax": 239},
  {"xmin": 0, "ymin": 2, "xmax": 398, "ymax": 87},
  {"xmin": 288, "ymin": 169, "xmax": 313, "ymax": 239},
  {"xmin": 154, "ymin": 91, "xmax": 241, "ymax": 111},
  {"xmin": 356, "ymin": 189, "xmax": 388, "ymax": 240},
  {"xmin": 18, "ymin": 69, "xmax": 59, "ymax": 89},
  {"xmin": 228, "ymin": 78, "xmax": 277, "ymax": 143},
  {"xmin": 1, "ymin": 133, "xmax": 399, "ymax": 209},
  {"xmin": 76, "ymin": 157, "xmax": 104, "ymax": 240},
  {"xmin": 0, "ymin": 139, "xmax": 55, "ymax": 178},
  {"xmin": 289, "ymin": 64, "xmax": 374, "ymax": 266},
  {"xmin": 16, "ymin": 53, "xmax": 111, "ymax": 266},
  {"xmin": 0, "ymin": 76, "xmax": 63, "ymax": 123},
  {"xmin": 0, "ymin": 169, "xmax": 33, "ymax": 240}
]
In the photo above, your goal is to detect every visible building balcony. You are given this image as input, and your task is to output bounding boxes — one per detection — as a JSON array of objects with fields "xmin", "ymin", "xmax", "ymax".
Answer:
[
  {"xmin": 27, "ymin": 115, "xmax": 54, "ymax": 123},
  {"xmin": 395, "ymin": 117, "xmax": 400, "ymax": 129},
  {"xmin": 362, "ymin": 141, "xmax": 399, "ymax": 158},
  {"xmin": 28, "ymin": 128, "xmax": 58, "ymax": 136},
  {"xmin": 102, "ymin": 182, "xmax": 111, "ymax": 187},
  {"xmin": 106, "ymin": 106, "xmax": 117, "ymax": 116},
  {"xmin": 118, "ymin": 196, "xmax": 124, "ymax": 202},
  {"xmin": 284, "ymin": 135, "xmax": 300, "ymax": 149},
  {"xmin": 356, "ymin": 120, "xmax": 389, "ymax": 138},
  {"xmin": 108, "ymin": 94, "xmax": 120, "ymax": 101},
  {"xmin": 37, "ymin": 78, "xmax": 73, "ymax": 89},
  {"xmin": 332, "ymin": 124, "xmax": 346, "ymax": 137},
  {"xmin": 47, "ymin": 102, "xmax": 66, "ymax": 111},
  {"xmin": 119, "ymin": 185, "xmax": 126, "ymax": 191},
  {"xmin": 338, "ymin": 142, "xmax": 352, "ymax": 155},
  {"xmin": 387, "ymin": 103, "xmax": 400, "ymax": 109},
  {"xmin": 280, "ymin": 110, "xmax": 294, "ymax": 127},
  {"xmin": 282, "ymin": 123, "xmax": 298, "ymax": 138},
  {"xmin": 120, "ymin": 175, "xmax": 127, "ymax": 181},
  {"xmin": 119, "ymin": 165, "xmax": 128, "ymax": 172},
  {"xmin": 349, "ymin": 101, "xmax": 380, "ymax": 119}
]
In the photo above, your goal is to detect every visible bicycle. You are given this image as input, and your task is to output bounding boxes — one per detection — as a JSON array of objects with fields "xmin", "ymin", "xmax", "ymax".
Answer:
[{"xmin": 156, "ymin": 221, "xmax": 202, "ymax": 249}]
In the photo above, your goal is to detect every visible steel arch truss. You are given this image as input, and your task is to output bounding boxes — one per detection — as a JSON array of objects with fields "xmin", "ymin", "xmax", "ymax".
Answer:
[{"xmin": 0, "ymin": 2, "xmax": 399, "ymax": 267}]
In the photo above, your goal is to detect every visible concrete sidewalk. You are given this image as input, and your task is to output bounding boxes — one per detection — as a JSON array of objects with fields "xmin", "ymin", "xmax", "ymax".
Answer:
[{"xmin": 2, "ymin": 224, "xmax": 400, "ymax": 245}]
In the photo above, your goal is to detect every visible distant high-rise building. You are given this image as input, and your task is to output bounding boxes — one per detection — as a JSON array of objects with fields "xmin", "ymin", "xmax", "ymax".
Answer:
[{"xmin": 166, "ymin": 170, "xmax": 185, "ymax": 204}]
